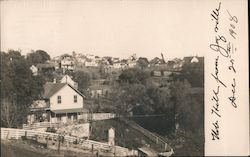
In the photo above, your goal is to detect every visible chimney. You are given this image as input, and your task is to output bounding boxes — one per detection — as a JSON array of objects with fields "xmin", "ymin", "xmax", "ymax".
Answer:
[{"xmin": 53, "ymin": 78, "xmax": 57, "ymax": 83}]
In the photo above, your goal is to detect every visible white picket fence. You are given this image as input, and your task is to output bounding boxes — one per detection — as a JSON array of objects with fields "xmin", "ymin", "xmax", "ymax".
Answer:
[
  {"xmin": 1, "ymin": 127, "xmax": 137, "ymax": 156},
  {"xmin": 81, "ymin": 113, "xmax": 116, "ymax": 121},
  {"xmin": 23, "ymin": 122, "xmax": 60, "ymax": 130}
]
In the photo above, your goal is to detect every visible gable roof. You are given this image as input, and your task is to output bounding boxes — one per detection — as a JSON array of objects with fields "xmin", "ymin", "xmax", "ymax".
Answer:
[
  {"xmin": 183, "ymin": 56, "xmax": 204, "ymax": 64},
  {"xmin": 43, "ymin": 83, "xmax": 66, "ymax": 99},
  {"xmin": 43, "ymin": 83, "xmax": 85, "ymax": 99}
]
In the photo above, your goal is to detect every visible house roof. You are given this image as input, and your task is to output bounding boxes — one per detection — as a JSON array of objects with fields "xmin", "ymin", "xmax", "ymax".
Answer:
[
  {"xmin": 51, "ymin": 108, "xmax": 84, "ymax": 114},
  {"xmin": 43, "ymin": 83, "xmax": 85, "ymax": 99},
  {"xmin": 183, "ymin": 56, "xmax": 204, "ymax": 64},
  {"xmin": 43, "ymin": 83, "xmax": 66, "ymax": 99}
]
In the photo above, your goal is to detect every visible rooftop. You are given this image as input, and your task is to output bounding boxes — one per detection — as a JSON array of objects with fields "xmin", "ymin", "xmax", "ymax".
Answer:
[{"xmin": 42, "ymin": 83, "xmax": 84, "ymax": 99}]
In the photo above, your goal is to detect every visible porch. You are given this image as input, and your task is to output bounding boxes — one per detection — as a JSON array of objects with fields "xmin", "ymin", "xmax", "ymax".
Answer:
[{"xmin": 50, "ymin": 108, "xmax": 85, "ymax": 123}]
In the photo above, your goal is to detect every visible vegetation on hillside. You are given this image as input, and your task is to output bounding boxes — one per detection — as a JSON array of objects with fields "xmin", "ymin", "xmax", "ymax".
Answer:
[{"xmin": 1, "ymin": 49, "xmax": 204, "ymax": 156}]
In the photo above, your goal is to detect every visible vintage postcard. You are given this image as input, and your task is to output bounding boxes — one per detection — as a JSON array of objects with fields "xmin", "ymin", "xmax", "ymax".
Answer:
[{"xmin": 0, "ymin": 0, "xmax": 249, "ymax": 156}]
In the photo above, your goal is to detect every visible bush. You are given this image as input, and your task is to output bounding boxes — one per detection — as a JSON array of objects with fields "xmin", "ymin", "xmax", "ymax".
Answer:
[{"xmin": 46, "ymin": 127, "xmax": 57, "ymax": 133}]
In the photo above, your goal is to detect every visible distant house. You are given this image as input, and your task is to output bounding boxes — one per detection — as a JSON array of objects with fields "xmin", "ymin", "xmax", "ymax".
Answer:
[
  {"xmin": 86, "ymin": 54, "xmax": 95, "ymax": 60},
  {"xmin": 88, "ymin": 84, "xmax": 111, "ymax": 98},
  {"xmin": 30, "ymin": 65, "xmax": 38, "ymax": 76},
  {"xmin": 28, "ymin": 83, "xmax": 85, "ymax": 124},
  {"xmin": 127, "ymin": 60, "xmax": 137, "ymax": 68},
  {"xmin": 95, "ymin": 56, "xmax": 102, "ymax": 61},
  {"xmin": 36, "ymin": 63, "xmax": 55, "ymax": 74},
  {"xmin": 172, "ymin": 58, "xmax": 184, "ymax": 70},
  {"xmin": 113, "ymin": 61, "xmax": 121, "ymax": 69},
  {"xmin": 191, "ymin": 56, "xmax": 199, "ymax": 63},
  {"xmin": 153, "ymin": 70, "xmax": 162, "ymax": 77},
  {"xmin": 183, "ymin": 56, "xmax": 204, "ymax": 64},
  {"xmin": 112, "ymin": 57, "xmax": 120, "ymax": 63},
  {"xmin": 149, "ymin": 57, "xmax": 164, "ymax": 67},
  {"xmin": 151, "ymin": 63, "xmax": 179, "ymax": 81},
  {"xmin": 85, "ymin": 59, "xmax": 99, "ymax": 67},
  {"xmin": 61, "ymin": 56, "xmax": 74, "ymax": 71}
]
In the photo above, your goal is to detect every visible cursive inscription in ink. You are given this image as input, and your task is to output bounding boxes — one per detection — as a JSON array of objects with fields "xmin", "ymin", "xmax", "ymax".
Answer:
[{"xmin": 209, "ymin": 2, "xmax": 238, "ymax": 141}]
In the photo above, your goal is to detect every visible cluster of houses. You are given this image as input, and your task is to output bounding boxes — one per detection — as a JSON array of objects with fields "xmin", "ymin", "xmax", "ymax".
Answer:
[
  {"xmin": 54, "ymin": 52, "xmax": 138, "ymax": 71},
  {"xmin": 29, "ymin": 50, "xmax": 203, "ymax": 78},
  {"xmin": 29, "ymin": 52, "xmax": 139, "ymax": 75},
  {"xmin": 150, "ymin": 56, "xmax": 204, "ymax": 78}
]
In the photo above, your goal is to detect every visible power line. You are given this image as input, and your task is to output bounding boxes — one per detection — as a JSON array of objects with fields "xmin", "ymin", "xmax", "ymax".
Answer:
[{"xmin": 117, "ymin": 114, "xmax": 169, "ymax": 118}]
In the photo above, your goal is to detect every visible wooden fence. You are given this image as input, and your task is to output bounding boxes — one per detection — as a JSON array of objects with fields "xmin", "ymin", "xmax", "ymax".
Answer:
[
  {"xmin": 1, "ymin": 127, "xmax": 137, "ymax": 156},
  {"xmin": 23, "ymin": 122, "xmax": 60, "ymax": 130}
]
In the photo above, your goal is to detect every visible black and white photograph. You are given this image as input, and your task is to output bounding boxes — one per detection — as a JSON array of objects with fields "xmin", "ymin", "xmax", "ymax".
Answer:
[{"xmin": 0, "ymin": 0, "xmax": 248, "ymax": 157}]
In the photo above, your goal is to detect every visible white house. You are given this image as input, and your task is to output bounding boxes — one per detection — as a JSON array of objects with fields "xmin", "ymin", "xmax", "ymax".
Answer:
[
  {"xmin": 30, "ymin": 65, "xmax": 38, "ymax": 76},
  {"xmin": 127, "ymin": 60, "xmax": 137, "ymax": 68},
  {"xmin": 29, "ymin": 82, "xmax": 85, "ymax": 124},
  {"xmin": 61, "ymin": 56, "xmax": 74, "ymax": 71},
  {"xmin": 113, "ymin": 62, "xmax": 121, "ymax": 69},
  {"xmin": 85, "ymin": 59, "xmax": 99, "ymax": 67},
  {"xmin": 191, "ymin": 56, "xmax": 199, "ymax": 63}
]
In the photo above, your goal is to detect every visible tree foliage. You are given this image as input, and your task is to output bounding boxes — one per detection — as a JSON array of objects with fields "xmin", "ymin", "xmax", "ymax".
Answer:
[
  {"xmin": 136, "ymin": 57, "xmax": 149, "ymax": 69},
  {"xmin": 180, "ymin": 62, "xmax": 204, "ymax": 87},
  {"xmin": 26, "ymin": 50, "xmax": 50, "ymax": 66},
  {"xmin": 1, "ymin": 50, "xmax": 46, "ymax": 127},
  {"xmin": 170, "ymin": 80, "xmax": 204, "ymax": 133},
  {"xmin": 72, "ymin": 70, "xmax": 91, "ymax": 92},
  {"xmin": 119, "ymin": 68, "xmax": 150, "ymax": 85}
]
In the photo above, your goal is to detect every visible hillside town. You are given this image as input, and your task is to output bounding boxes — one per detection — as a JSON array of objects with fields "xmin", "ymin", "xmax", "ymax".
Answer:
[{"xmin": 1, "ymin": 49, "xmax": 204, "ymax": 157}]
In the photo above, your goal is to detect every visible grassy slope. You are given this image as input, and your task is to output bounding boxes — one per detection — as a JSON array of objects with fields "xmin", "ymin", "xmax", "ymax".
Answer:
[{"xmin": 1, "ymin": 140, "xmax": 95, "ymax": 157}]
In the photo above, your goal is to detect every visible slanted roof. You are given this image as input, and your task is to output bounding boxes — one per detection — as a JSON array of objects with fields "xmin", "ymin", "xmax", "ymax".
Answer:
[
  {"xmin": 42, "ymin": 83, "xmax": 85, "ymax": 99},
  {"xmin": 43, "ymin": 83, "xmax": 66, "ymax": 99},
  {"xmin": 51, "ymin": 108, "xmax": 84, "ymax": 114}
]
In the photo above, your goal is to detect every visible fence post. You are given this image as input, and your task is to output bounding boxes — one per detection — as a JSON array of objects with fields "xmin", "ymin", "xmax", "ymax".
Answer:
[
  {"xmin": 165, "ymin": 143, "xmax": 168, "ymax": 151},
  {"xmin": 15, "ymin": 130, "xmax": 19, "ymax": 139},
  {"xmin": 25, "ymin": 131, "xmax": 27, "ymax": 139},
  {"xmin": 58, "ymin": 135, "xmax": 61, "ymax": 154},
  {"xmin": 91, "ymin": 144, "xmax": 94, "ymax": 154}
]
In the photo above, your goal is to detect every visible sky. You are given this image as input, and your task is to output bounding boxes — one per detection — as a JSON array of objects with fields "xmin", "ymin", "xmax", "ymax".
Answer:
[{"xmin": 1, "ymin": 0, "xmax": 209, "ymax": 59}]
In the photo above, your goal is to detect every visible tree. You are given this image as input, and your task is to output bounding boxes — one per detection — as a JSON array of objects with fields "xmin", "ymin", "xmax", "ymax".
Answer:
[
  {"xmin": 170, "ymin": 79, "xmax": 204, "ymax": 133},
  {"xmin": 1, "ymin": 50, "xmax": 46, "ymax": 127},
  {"xmin": 72, "ymin": 70, "xmax": 91, "ymax": 92},
  {"xmin": 180, "ymin": 61, "xmax": 204, "ymax": 87},
  {"xmin": 137, "ymin": 57, "xmax": 149, "ymax": 69},
  {"xmin": 26, "ymin": 50, "xmax": 50, "ymax": 66},
  {"xmin": 119, "ymin": 68, "xmax": 150, "ymax": 85},
  {"xmin": 146, "ymin": 85, "xmax": 172, "ymax": 113}
]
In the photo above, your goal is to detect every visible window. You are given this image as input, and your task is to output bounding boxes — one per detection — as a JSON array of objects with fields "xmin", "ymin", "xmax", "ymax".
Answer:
[
  {"xmin": 57, "ymin": 96, "xmax": 61, "ymax": 104},
  {"xmin": 74, "ymin": 95, "xmax": 77, "ymax": 103}
]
